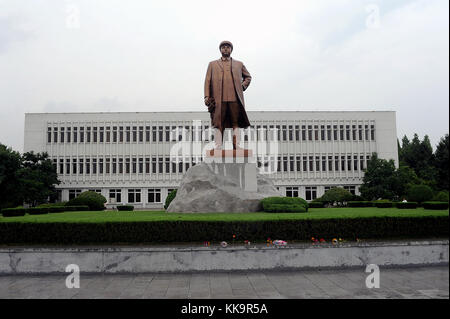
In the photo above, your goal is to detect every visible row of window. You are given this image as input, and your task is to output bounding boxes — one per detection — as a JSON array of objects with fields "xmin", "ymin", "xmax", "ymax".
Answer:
[
  {"xmin": 47, "ymin": 124, "xmax": 376, "ymax": 144},
  {"xmin": 66, "ymin": 186, "xmax": 356, "ymax": 203},
  {"xmin": 53, "ymin": 154, "xmax": 371, "ymax": 176},
  {"xmin": 286, "ymin": 186, "xmax": 357, "ymax": 200},
  {"xmin": 68, "ymin": 188, "xmax": 175, "ymax": 203}
]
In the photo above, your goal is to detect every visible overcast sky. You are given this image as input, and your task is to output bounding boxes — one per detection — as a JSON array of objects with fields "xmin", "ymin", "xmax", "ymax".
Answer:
[{"xmin": 0, "ymin": 0, "xmax": 448, "ymax": 152}]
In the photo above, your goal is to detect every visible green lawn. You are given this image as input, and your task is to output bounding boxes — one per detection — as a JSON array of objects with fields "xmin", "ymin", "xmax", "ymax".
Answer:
[{"xmin": 0, "ymin": 207, "xmax": 448, "ymax": 223}]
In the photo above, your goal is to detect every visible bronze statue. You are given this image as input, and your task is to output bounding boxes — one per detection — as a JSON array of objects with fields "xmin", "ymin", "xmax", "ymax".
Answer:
[{"xmin": 204, "ymin": 41, "xmax": 252, "ymax": 150}]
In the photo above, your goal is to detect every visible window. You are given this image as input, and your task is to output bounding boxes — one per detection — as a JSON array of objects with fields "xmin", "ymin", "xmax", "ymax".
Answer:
[
  {"xmin": 288, "ymin": 125, "xmax": 293, "ymax": 141},
  {"xmin": 301, "ymin": 125, "xmax": 306, "ymax": 141},
  {"xmin": 148, "ymin": 188, "xmax": 161, "ymax": 203},
  {"xmin": 340, "ymin": 125, "xmax": 344, "ymax": 141},
  {"xmin": 106, "ymin": 127, "xmax": 110, "ymax": 143},
  {"xmin": 333, "ymin": 125, "xmax": 338, "ymax": 141},
  {"xmin": 67, "ymin": 127, "xmax": 71, "ymax": 143},
  {"xmin": 112, "ymin": 158, "xmax": 117, "ymax": 174},
  {"xmin": 320, "ymin": 125, "xmax": 325, "ymax": 140},
  {"xmin": 354, "ymin": 155, "xmax": 358, "ymax": 171},
  {"xmin": 277, "ymin": 156, "xmax": 281, "ymax": 172},
  {"xmin": 92, "ymin": 158, "xmax": 97, "ymax": 174},
  {"xmin": 152, "ymin": 126, "xmax": 157, "ymax": 142},
  {"xmin": 113, "ymin": 127, "xmax": 117, "ymax": 143},
  {"xmin": 335, "ymin": 156, "xmax": 339, "ymax": 171},
  {"xmin": 296, "ymin": 156, "xmax": 301, "ymax": 172},
  {"xmin": 73, "ymin": 127, "xmax": 78, "ymax": 143},
  {"xmin": 59, "ymin": 159, "xmax": 64, "ymax": 174},
  {"xmin": 86, "ymin": 127, "xmax": 91, "ymax": 143},
  {"xmin": 126, "ymin": 126, "xmax": 131, "ymax": 142},
  {"xmin": 308, "ymin": 125, "xmax": 312, "ymax": 141},
  {"xmin": 327, "ymin": 125, "xmax": 332, "ymax": 141},
  {"xmin": 283, "ymin": 156, "xmax": 288, "ymax": 172},
  {"xmin": 139, "ymin": 126, "xmax": 144, "ymax": 142},
  {"xmin": 309, "ymin": 156, "xmax": 314, "ymax": 172},
  {"xmin": 360, "ymin": 155, "xmax": 365, "ymax": 171},
  {"xmin": 305, "ymin": 187, "xmax": 317, "ymax": 201},
  {"xmin": 358, "ymin": 125, "xmax": 363, "ymax": 141},
  {"xmin": 119, "ymin": 158, "xmax": 123, "ymax": 174},
  {"xmin": 152, "ymin": 157, "xmax": 157, "ymax": 174},
  {"xmin": 133, "ymin": 126, "xmax": 137, "ymax": 142},
  {"xmin": 47, "ymin": 127, "xmax": 52, "ymax": 143},
  {"xmin": 145, "ymin": 158, "xmax": 150, "ymax": 173},
  {"xmin": 165, "ymin": 157, "xmax": 170, "ymax": 173},
  {"xmin": 145, "ymin": 126, "xmax": 150, "ymax": 142},
  {"xmin": 126, "ymin": 158, "xmax": 130, "ymax": 174},
  {"xmin": 66, "ymin": 159, "xmax": 70, "ymax": 174},
  {"xmin": 53, "ymin": 127, "xmax": 58, "ymax": 143},
  {"xmin": 352, "ymin": 125, "xmax": 357, "ymax": 140},
  {"xmin": 119, "ymin": 126, "xmax": 124, "ymax": 142},
  {"xmin": 139, "ymin": 158, "xmax": 143, "ymax": 174},
  {"xmin": 295, "ymin": 125, "xmax": 300, "ymax": 141},
  {"xmin": 72, "ymin": 158, "xmax": 77, "ymax": 174},
  {"xmin": 286, "ymin": 187, "xmax": 299, "ymax": 197},
  {"xmin": 303, "ymin": 156, "xmax": 307, "ymax": 172},
  {"xmin": 93, "ymin": 127, "xmax": 98, "ymax": 143},
  {"xmin": 370, "ymin": 125, "xmax": 375, "ymax": 140},
  {"xmin": 128, "ymin": 189, "xmax": 141, "ymax": 203},
  {"xmin": 86, "ymin": 159, "xmax": 90, "ymax": 174},
  {"xmin": 365, "ymin": 125, "xmax": 369, "ymax": 141},
  {"xmin": 314, "ymin": 125, "xmax": 319, "ymax": 141},
  {"xmin": 316, "ymin": 156, "xmax": 320, "ymax": 171},
  {"xmin": 322, "ymin": 156, "xmax": 326, "ymax": 171},
  {"xmin": 158, "ymin": 157, "xmax": 163, "ymax": 173},
  {"xmin": 158, "ymin": 126, "xmax": 163, "ymax": 142},
  {"xmin": 290, "ymin": 156, "xmax": 294, "ymax": 172},
  {"xmin": 347, "ymin": 155, "xmax": 352, "ymax": 171},
  {"xmin": 99, "ymin": 158, "xmax": 104, "ymax": 174},
  {"xmin": 328, "ymin": 156, "xmax": 333, "ymax": 171},
  {"xmin": 80, "ymin": 127, "xmax": 84, "ymax": 143},
  {"xmin": 346, "ymin": 125, "xmax": 350, "ymax": 140},
  {"xmin": 109, "ymin": 189, "xmax": 122, "ymax": 203},
  {"xmin": 106, "ymin": 158, "xmax": 110, "ymax": 174},
  {"xmin": 132, "ymin": 157, "xmax": 137, "ymax": 174},
  {"xmin": 69, "ymin": 189, "xmax": 82, "ymax": 200},
  {"xmin": 282, "ymin": 125, "xmax": 287, "ymax": 141},
  {"xmin": 100, "ymin": 127, "xmax": 104, "ymax": 143}
]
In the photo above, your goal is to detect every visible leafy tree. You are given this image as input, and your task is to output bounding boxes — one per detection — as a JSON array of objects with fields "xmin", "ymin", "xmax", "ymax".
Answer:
[
  {"xmin": 434, "ymin": 134, "xmax": 449, "ymax": 191},
  {"xmin": 0, "ymin": 144, "xmax": 22, "ymax": 209},
  {"xmin": 407, "ymin": 185, "xmax": 434, "ymax": 204},
  {"xmin": 17, "ymin": 151, "xmax": 60, "ymax": 207},
  {"xmin": 316, "ymin": 187, "xmax": 353, "ymax": 207},
  {"xmin": 359, "ymin": 153, "xmax": 396, "ymax": 200},
  {"xmin": 390, "ymin": 165, "xmax": 421, "ymax": 199},
  {"xmin": 66, "ymin": 191, "xmax": 106, "ymax": 211}
]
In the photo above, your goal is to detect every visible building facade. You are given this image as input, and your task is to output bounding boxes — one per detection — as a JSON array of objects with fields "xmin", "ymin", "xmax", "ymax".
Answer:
[{"xmin": 24, "ymin": 111, "xmax": 398, "ymax": 208}]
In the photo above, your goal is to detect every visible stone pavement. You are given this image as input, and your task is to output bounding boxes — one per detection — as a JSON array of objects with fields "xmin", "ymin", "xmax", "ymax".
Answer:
[{"xmin": 0, "ymin": 266, "xmax": 448, "ymax": 299}]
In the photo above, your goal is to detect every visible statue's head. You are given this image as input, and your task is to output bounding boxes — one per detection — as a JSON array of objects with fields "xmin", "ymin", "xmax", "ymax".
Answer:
[{"xmin": 219, "ymin": 41, "xmax": 233, "ymax": 57}]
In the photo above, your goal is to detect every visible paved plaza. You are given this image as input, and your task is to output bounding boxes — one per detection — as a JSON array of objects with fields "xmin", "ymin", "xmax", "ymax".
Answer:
[{"xmin": 0, "ymin": 265, "xmax": 448, "ymax": 299}]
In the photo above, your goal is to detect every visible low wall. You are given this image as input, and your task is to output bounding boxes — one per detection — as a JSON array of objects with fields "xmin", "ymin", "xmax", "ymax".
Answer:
[{"xmin": 0, "ymin": 240, "xmax": 448, "ymax": 274}]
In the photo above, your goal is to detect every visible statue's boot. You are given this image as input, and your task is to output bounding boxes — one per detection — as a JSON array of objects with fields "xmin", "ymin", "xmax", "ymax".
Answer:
[{"xmin": 214, "ymin": 128, "xmax": 223, "ymax": 152}]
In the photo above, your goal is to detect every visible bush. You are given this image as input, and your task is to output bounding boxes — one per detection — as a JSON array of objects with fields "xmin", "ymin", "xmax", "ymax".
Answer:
[
  {"xmin": 317, "ymin": 187, "xmax": 353, "ymax": 207},
  {"xmin": 261, "ymin": 197, "xmax": 308, "ymax": 213},
  {"xmin": 373, "ymin": 201, "xmax": 394, "ymax": 208},
  {"xmin": 48, "ymin": 206, "xmax": 67, "ymax": 213},
  {"xmin": 37, "ymin": 202, "xmax": 68, "ymax": 208},
  {"xmin": 422, "ymin": 202, "xmax": 449, "ymax": 210},
  {"xmin": 433, "ymin": 191, "xmax": 449, "ymax": 202},
  {"xmin": 66, "ymin": 191, "xmax": 106, "ymax": 211},
  {"xmin": 407, "ymin": 185, "xmax": 434, "ymax": 204},
  {"xmin": 27, "ymin": 207, "xmax": 49, "ymax": 215},
  {"xmin": 309, "ymin": 201, "xmax": 325, "ymax": 208},
  {"xmin": 164, "ymin": 189, "xmax": 177, "ymax": 210},
  {"xmin": 1, "ymin": 208, "xmax": 27, "ymax": 217},
  {"xmin": 395, "ymin": 202, "xmax": 418, "ymax": 209},
  {"xmin": 63, "ymin": 206, "xmax": 90, "ymax": 212},
  {"xmin": 348, "ymin": 201, "xmax": 373, "ymax": 207},
  {"xmin": 0, "ymin": 216, "xmax": 447, "ymax": 244},
  {"xmin": 117, "ymin": 205, "xmax": 134, "ymax": 211}
]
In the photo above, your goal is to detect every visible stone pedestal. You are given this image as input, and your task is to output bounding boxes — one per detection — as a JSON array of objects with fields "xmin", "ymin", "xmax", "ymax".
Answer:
[
  {"xmin": 205, "ymin": 149, "xmax": 256, "ymax": 192},
  {"xmin": 166, "ymin": 148, "xmax": 282, "ymax": 213}
]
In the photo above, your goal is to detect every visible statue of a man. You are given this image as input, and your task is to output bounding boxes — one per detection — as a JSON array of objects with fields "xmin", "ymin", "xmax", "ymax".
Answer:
[{"xmin": 204, "ymin": 41, "xmax": 252, "ymax": 150}]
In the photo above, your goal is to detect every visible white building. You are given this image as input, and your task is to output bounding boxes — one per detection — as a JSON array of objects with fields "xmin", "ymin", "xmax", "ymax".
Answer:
[{"xmin": 24, "ymin": 111, "xmax": 398, "ymax": 208}]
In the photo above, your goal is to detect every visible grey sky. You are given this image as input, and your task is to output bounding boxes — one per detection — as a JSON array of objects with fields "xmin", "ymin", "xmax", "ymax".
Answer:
[{"xmin": 0, "ymin": 0, "xmax": 448, "ymax": 152}]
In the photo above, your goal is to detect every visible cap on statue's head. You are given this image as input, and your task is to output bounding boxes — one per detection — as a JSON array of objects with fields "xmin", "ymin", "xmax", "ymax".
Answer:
[{"xmin": 219, "ymin": 41, "xmax": 233, "ymax": 51}]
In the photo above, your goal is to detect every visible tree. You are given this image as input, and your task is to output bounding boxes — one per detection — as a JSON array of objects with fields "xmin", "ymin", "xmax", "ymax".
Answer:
[
  {"xmin": 359, "ymin": 153, "xmax": 396, "ymax": 200},
  {"xmin": 434, "ymin": 134, "xmax": 449, "ymax": 191},
  {"xmin": 18, "ymin": 151, "xmax": 60, "ymax": 207},
  {"xmin": 390, "ymin": 165, "xmax": 421, "ymax": 199},
  {"xmin": 407, "ymin": 185, "xmax": 434, "ymax": 204},
  {"xmin": 317, "ymin": 187, "xmax": 353, "ymax": 207},
  {"xmin": 0, "ymin": 145, "xmax": 60, "ymax": 208},
  {"xmin": 0, "ymin": 144, "xmax": 22, "ymax": 209}
]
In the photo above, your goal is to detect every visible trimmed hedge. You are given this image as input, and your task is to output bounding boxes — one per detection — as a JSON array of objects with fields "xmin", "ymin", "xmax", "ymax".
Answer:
[
  {"xmin": 63, "ymin": 205, "xmax": 90, "ymax": 212},
  {"xmin": 0, "ymin": 216, "xmax": 447, "ymax": 244},
  {"xmin": 66, "ymin": 191, "xmax": 106, "ymax": 211},
  {"xmin": 117, "ymin": 205, "xmax": 134, "ymax": 211},
  {"xmin": 48, "ymin": 206, "xmax": 67, "ymax": 213},
  {"xmin": 422, "ymin": 202, "xmax": 449, "ymax": 210},
  {"xmin": 261, "ymin": 197, "xmax": 308, "ymax": 213},
  {"xmin": 395, "ymin": 202, "xmax": 418, "ymax": 209},
  {"xmin": 1, "ymin": 208, "xmax": 27, "ymax": 217},
  {"xmin": 374, "ymin": 201, "xmax": 394, "ymax": 208},
  {"xmin": 348, "ymin": 201, "xmax": 373, "ymax": 207},
  {"xmin": 309, "ymin": 202, "xmax": 325, "ymax": 208},
  {"xmin": 28, "ymin": 207, "xmax": 49, "ymax": 215}
]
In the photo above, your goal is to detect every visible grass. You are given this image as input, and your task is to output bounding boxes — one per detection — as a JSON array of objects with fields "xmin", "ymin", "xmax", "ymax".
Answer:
[{"xmin": 0, "ymin": 207, "xmax": 448, "ymax": 223}]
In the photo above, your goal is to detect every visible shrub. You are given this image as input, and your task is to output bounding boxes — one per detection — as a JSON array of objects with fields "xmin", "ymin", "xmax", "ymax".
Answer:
[
  {"xmin": 66, "ymin": 191, "xmax": 106, "ymax": 211},
  {"xmin": 1, "ymin": 208, "xmax": 27, "ymax": 217},
  {"xmin": 395, "ymin": 202, "xmax": 418, "ymax": 209},
  {"xmin": 261, "ymin": 197, "xmax": 308, "ymax": 213},
  {"xmin": 348, "ymin": 201, "xmax": 373, "ymax": 207},
  {"xmin": 38, "ymin": 202, "xmax": 68, "ymax": 208},
  {"xmin": 373, "ymin": 201, "xmax": 394, "ymax": 208},
  {"xmin": 117, "ymin": 205, "xmax": 134, "ymax": 211},
  {"xmin": 63, "ymin": 206, "xmax": 90, "ymax": 212},
  {"xmin": 422, "ymin": 202, "xmax": 449, "ymax": 210},
  {"xmin": 48, "ymin": 206, "xmax": 67, "ymax": 213},
  {"xmin": 433, "ymin": 191, "xmax": 449, "ymax": 202},
  {"xmin": 0, "ymin": 216, "xmax": 447, "ymax": 244},
  {"xmin": 164, "ymin": 189, "xmax": 177, "ymax": 210},
  {"xmin": 407, "ymin": 185, "xmax": 434, "ymax": 204},
  {"xmin": 309, "ymin": 201, "xmax": 325, "ymax": 208},
  {"xmin": 317, "ymin": 187, "xmax": 354, "ymax": 207},
  {"xmin": 27, "ymin": 207, "xmax": 49, "ymax": 215}
]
